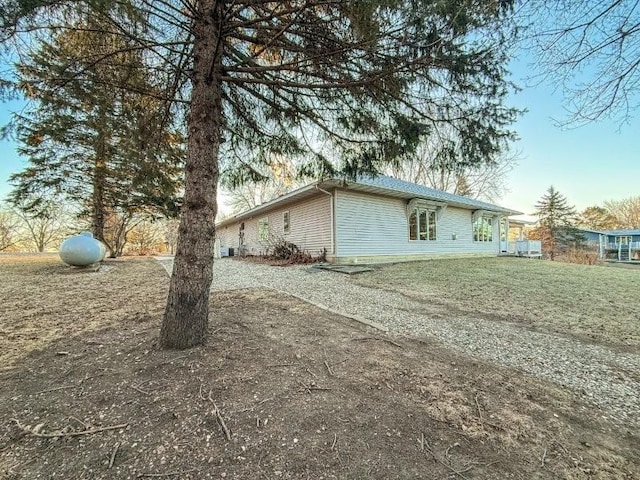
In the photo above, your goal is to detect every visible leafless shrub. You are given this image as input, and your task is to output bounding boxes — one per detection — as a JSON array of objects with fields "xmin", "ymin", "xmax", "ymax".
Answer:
[
  {"xmin": 557, "ymin": 247, "xmax": 600, "ymax": 266},
  {"xmin": 255, "ymin": 234, "xmax": 321, "ymax": 265}
]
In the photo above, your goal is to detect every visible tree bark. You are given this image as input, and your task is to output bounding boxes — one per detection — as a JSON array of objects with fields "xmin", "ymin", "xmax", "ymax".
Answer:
[
  {"xmin": 93, "ymin": 107, "xmax": 107, "ymax": 244},
  {"xmin": 160, "ymin": 0, "xmax": 223, "ymax": 349}
]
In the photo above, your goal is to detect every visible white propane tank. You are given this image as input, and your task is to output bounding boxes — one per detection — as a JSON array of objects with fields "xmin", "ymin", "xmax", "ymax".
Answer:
[
  {"xmin": 96, "ymin": 239, "xmax": 107, "ymax": 261},
  {"xmin": 59, "ymin": 232, "xmax": 105, "ymax": 267}
]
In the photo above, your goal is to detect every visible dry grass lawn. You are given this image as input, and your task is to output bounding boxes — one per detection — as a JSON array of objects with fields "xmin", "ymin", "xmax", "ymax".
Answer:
[
  {"xmin": 0, "ymin": 254, "xmax": 168, "ymax": 371},
  {"xmin": 1, "ymin": 254, "xmax": 639, "ymax": 479},
  {"xmin": 353, "ymin": 257, "xmax": 640, "ymax": 349}
]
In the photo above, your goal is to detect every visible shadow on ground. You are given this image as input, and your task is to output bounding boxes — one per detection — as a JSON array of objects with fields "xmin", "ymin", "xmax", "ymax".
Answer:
[{"xmin": 1, "ymin": 287, "xmax": 639, "ymax": 479}]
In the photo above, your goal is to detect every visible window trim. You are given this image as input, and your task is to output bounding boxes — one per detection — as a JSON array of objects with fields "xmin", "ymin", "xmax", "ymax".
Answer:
[
  {"xmin": 473, "ymin": 216, "xmax": 493, "ymax": 242},
  {"xmin": 408, "ymin": 207, "xmax": 437, "ymax": 241},
  {"xmin": 615, "ymin": 236, "xmax": 631, "ymax": 245}
]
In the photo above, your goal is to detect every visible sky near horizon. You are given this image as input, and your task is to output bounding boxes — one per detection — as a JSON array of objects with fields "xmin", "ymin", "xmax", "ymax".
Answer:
[
  {"xmin": 0, "ymin": 55, "xmax": 638, "ymax": 219},
  {"xmin": 500, "ymin": 56, "xmax": 639, "ymax": 218}
]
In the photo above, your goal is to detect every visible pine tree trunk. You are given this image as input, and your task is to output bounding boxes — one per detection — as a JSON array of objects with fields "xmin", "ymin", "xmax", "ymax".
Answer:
[
  {"xmin": 160, "ymin": 0, "xmax": 222, "ymax": 349},
  {"xmin": 93, "ymin": 109, "xmax": 107, "ymax": 244}
]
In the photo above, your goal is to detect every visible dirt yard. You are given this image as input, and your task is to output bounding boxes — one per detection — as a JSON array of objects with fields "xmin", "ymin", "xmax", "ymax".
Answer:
[
  {"xmin": 1, "ymin": 255, "xmax": 639, "ymax": 479},
  {"xmin": 353, "ymin": 257, "xmax": 640, "ymax": 349}
]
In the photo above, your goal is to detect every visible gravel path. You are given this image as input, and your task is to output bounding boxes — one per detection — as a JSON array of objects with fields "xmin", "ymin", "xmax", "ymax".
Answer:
[{"xmin": 156, "ymin": 257, "xmax": 640, "ymax": 428}]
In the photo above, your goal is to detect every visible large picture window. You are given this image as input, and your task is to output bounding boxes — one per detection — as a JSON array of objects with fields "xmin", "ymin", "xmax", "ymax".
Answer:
[
  {"xmin": 473, "ymin": 217, "xmax": 493, "ymax": 242},
  {"xmin": 409, "ymin": 208, "xmax": 436, "ymax": 241}
]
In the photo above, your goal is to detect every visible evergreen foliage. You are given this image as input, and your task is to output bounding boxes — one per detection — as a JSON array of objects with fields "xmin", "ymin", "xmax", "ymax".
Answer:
[
  {"xmin": 533, "ymin": 186, "xmax": 582, "ymax": 260},
  {"xmin": 7, "ymin": 17, "xmax": 184, "ymax": 253},
  {"xmin": 3, "ymin": 0, "xmax": 520, "ymax": 348}
]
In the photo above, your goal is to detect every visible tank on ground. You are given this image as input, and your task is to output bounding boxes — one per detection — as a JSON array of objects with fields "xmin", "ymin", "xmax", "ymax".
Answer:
[{"xmin": 59, "ymin": 232, "xmax": 107, "ymax": 267}]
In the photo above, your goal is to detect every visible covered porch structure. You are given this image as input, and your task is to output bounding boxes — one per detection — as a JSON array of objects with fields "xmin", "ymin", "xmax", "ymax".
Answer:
[
  {"xmin": 500, "ymin": 218, "xmax": 542, "ymax": 258},
  {"xmin": 597, "ymin": 230, "xmax": 640, "ymax": 262}
]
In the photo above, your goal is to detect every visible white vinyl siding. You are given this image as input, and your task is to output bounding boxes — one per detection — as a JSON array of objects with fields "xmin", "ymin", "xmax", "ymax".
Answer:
[
  {"xmin": 283, "ymin": 211, "xmax": 290, "ymax": 234},
  {"xmin": 335, "ymin": 190, "xmax": 499, "ymax": 257},
  {"xmin": 216, "ymin": 194, "xmax": 332, "ymax": 256}
]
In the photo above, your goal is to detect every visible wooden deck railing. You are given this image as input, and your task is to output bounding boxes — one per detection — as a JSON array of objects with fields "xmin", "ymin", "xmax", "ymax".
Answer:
[
  {"xmin": 603, "ymin": 241, "xmax": 640, "ymax": 250},
  {"xmin": 514, "ymin": 240, "xmax": 542, "ymax": 258},
  {"xmin": 600, "ymin": 241, "xmax": 640, "ymax": 261}
]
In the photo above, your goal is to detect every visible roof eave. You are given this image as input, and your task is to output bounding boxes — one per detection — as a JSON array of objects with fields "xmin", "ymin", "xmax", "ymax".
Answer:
[
  {"xmin": 215, "ymin": 181, "xmax": 322, "ymax": 228},
  {"xmin": 339, "ymin": 180, "xmax": 522, "ymax": 216},
  {"xmin": 215, "ymin": 176, "xmax": 524, "ymax": 227}
]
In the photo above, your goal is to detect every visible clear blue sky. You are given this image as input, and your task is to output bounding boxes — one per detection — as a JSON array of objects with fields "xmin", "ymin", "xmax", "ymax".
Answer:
[
  {"xmin": 501, "ymin": 56, "xmax": 640, "ymax": 218},
  {"xmin": 1, "ymin": 55, "xmax": 638, "ymax": 216},
  {"xmin": 0, "ymin": 98, "xmax": 27, "ymax": 201}
]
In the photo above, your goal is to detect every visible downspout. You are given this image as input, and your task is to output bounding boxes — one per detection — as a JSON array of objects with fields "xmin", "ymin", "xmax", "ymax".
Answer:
[{"xmin": 315, "ymin": 186, "xmax": 335, "ymax": 257}]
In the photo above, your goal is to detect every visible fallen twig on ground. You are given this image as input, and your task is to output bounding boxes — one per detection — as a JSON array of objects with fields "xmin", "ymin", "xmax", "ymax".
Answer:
[
  {"xmin": 324, "ymin": 361, "xmax": 334, "ymax": 376},
  {"xmin": 34, "ymin": 385, "xmax": 78, "ymax": 395},
  {"xmin": 423, "ymin": 440, "xmax": 470, "ymax": 480},
  {"xmin": 214, "ymin": 404, "xmax": 231, "ymax": 441},
  {"xmin": 130, "ymin": 384, "xmax": 151, "ymax": 396},
  {"xmin": 235, "ymin": 396, "xmax": 275, "ymax": 414},
  {"xmin": 160, "ymin": 354, "xmax": 190, "ymax": 366},
  {"xmin": 137, "ymin": 469, "xmax": 197, "ymax": 478},
  {"xmin": 68, "ymin": 416, "xmax": 89, "ymax": 429},
  {"xmin": 109, "ymin": 442, "xmax": 120, "ymax": 469},
  {"xmin": 445, "ymin": 442, "xmax": 460, "ymax": 461},
  {"xmin": 352, "ymin": 337, "xmax": 402, "ymax": 348},
  {"xmin": 298, "ymin": 381, "xmax": 332, "ymax": 393},
  {"xmin": 206, "ymin": 390, "xmax": 231, "ymax": 441},
  {"xmin": 11, "ymin": 418, "xmax": 128, "ymax": 438},
  {"xmin": 475, "ymin": 393, "xmax": 484, "ymax": 424}
]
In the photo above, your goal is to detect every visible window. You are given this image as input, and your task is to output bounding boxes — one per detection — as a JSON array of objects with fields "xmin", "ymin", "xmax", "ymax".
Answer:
[
  {"xmin": 283, "ymin": 211, "xmax": 290, "ymax": 234},
  {"xmin": 615, "ymin": 236, "xmax": 631, "ymax": 245},
  {"xmin": 409, "ymin": 208, "xmax": 436, "ymax": 241},
  {"xmin": 473, "ymin": 216, "xmax": 493, "ymax": 242},
  {"xmin": 258, "ymin": 217, "xmax": 269, "ymax": 241}
]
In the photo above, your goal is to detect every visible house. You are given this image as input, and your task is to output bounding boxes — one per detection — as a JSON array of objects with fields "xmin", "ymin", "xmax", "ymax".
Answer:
[
  {"xmin": 215, "ymin": 175, "xmax": 523, "ymax": 264},
  {"xmin": 580, "ymin": 228, "xmax": 640, "ymax": 261}
]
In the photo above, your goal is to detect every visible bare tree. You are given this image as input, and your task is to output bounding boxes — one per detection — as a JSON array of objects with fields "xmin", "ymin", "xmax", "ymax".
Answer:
[
  {"xmin": 223, "ymin": 157, "xmax": 304, "ymax": 213},
  {"xmin": 579, "ymin": 206, "xmax": 619, "ymax": 230},
  {"xmin": 604, "ymin": 196, "xmax": 640, "ymax": 228},
  {"xmin": 164, "ymin": 219, "xmax": 180, "ymax": 255},
  {"xmin": 126, "ymin": 219, "xmax": 166, "ymax": 255},
  {"xmin": 11, "ymin": 199, "xmax": 70, "ymax": 252},
  {"xmin": 386, "ymin": 142, "xmax": 518, "ymax": 202},
  {"xmin": 522, "ymin": 1, "xmax": 640, "ymax": 125},
  {"xmin": 0, "ymin": 207, "xmax": 22, "ymax": 251}
]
